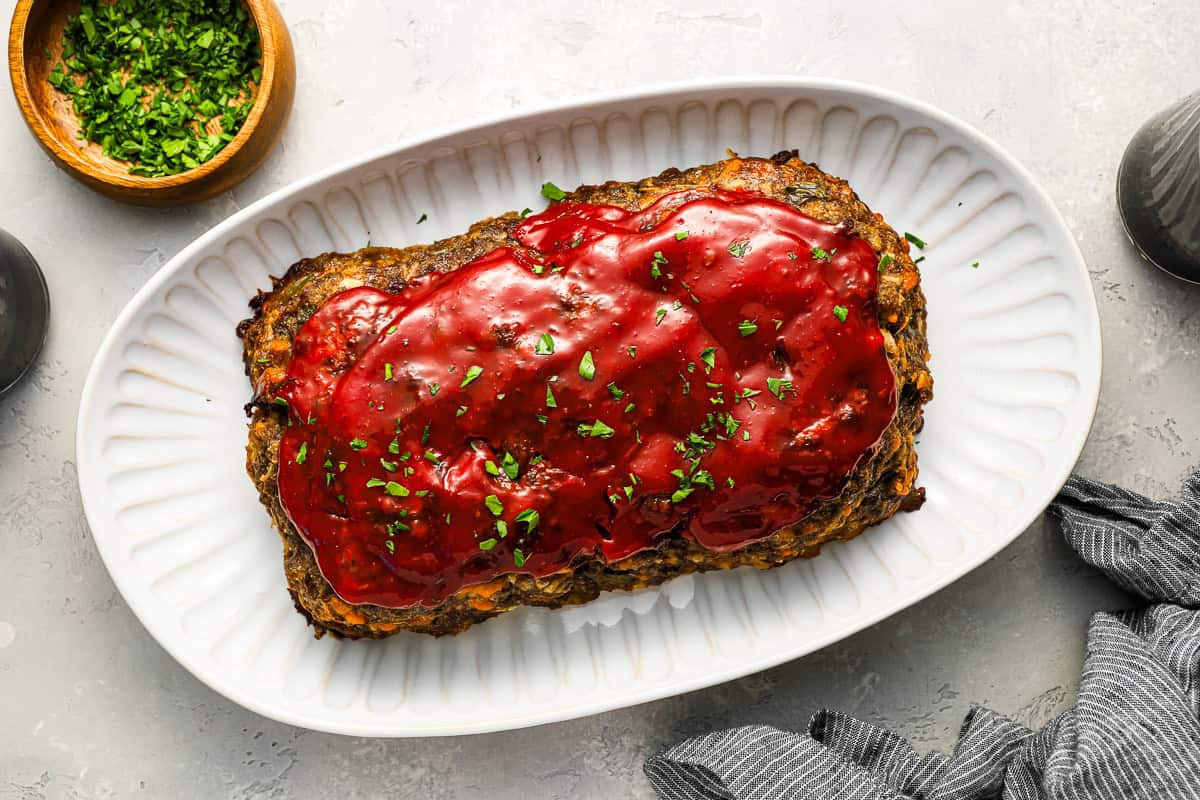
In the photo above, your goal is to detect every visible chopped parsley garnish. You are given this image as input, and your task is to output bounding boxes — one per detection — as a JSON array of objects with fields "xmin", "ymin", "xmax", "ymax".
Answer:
[
  {"xmin": 496, "ymin": 520, "xmax": 508, "ymax": 538},
  {"xmin": 500, "ymin": 452, "xmax": 520, "ymax": 480},
  {"xmin": 738, "ymin": 320, "xmax": 758, "ymax": 337},
  {"xmin": 655, "ymin": 308, "xmax": 668, "ymax": 325},
  {"xmin": 671, "ymin": 466, "xmax": 714, "ymax": 503},
  {"xmin": 485, "ymin": 460, "xmax": 500, "ymax": 477},
  {"xmin": 380, "ymin": 458, "xmax": 398, "ymax": 472},
  {"xmin": 577, "ymin": 419, "xmax": 616, "ymax": 438},
  {"xmin": 628, "ymin": 346, "xmax": 637, "ymax": 358},
  {"xmin": 416, "ymin": 213, "xmax": 428, "ymax": 224},
  {"xmin": 904, "ymin": 232, "xmax": 927, "ymax": 249},
  {"xmin": 384, "ymin": 363, "xmax": 394, "ymax": 381},
  {"xmin": 700, "ymin": 347, "xmax": 717, "ymax": 372},
  {"xmin": 624, "ymin": 402, "xmax": 636, "ymax": 413},
  {"xmin": 787, "ymin": 251, "xmax": 798, "ymax": 260},
  {"xmin": 385, "ymin": 540, "xmax": 395, "ymax": 554},
  {"xmin": 485, "ymin": 495, "xmax": 504, "ymax": 516},
  {"xmin": 295, "ymin": 442, "xmax": 308, "ymax": 465},
  {"xmin": 683, "ymin": 431, "xmax": 715, "ymax": 459},
  {"xmin": 675, "ymin": 231, "xmax": 689, "ymax": 241},
  {"xmin": 520, "ymin": 207, "xmax": 533, "ymax": 218},
  {"xmin": 767, "ymin": 377, "xmax": 795, "ymax": 400},
  {"xmin": 650, "ymin": 250, "xmax": 668, "ymax": 279},
  {"xmin": 832, "ymin": 305, "xmax": 849, "ymax": 322},
  {"xmin": 421, "ymin": 422, "xmax": 431, "ymax": 444},
  {"xmin": 728, "ymin": 239, "xmax": 751, "ymax": 258},
  {"xmin": 541, "ymin": 181, "xmax": 567, "ymax": 201},
  {"xmin": 535, "ymin": 333, "xmax": 555, "ymax": 355},
  {"xmin": 349, "ymin": 438, "xmax": 368, "ymax": 451},
  {"xmin": 723, "ymin": 414, "xmax": 742, "ymax": 436},
  {"xmin": 271, "ymin": 397, "xmax": 289, "ymax": 408},
  {"xmin": 607, "ymin": 382, "xmax": 625, "ymax": 400},
  {"xmin": 972, "ymin": 261, "xmax": 980, "ymax": 269},
  {"xmin": 578, "ymin": 351, "xmax": 596, "ymax": 380},
  {"xmin": 460, "ymin": 365, "xmax": 483, "ymax": 388},
  {"xmin": 428, "ymin": 382, "xmax": 440, "ymax": 396},
  {"xmin": 385, "ymin": 481, "xmax": 409, "ymax": 497},
  {"xmin": 424, "ymin": 449, "xmax": 442, "ymax": 465},
  {"xmin": 878, "ymin": 254, "xmax": 893, "ymax": 271},
  {"xmin": 535, "ymin": 414, "xmax": 549, "ymax": 425},
  {"xmin": 478, "ymin": 538, "xmax": 498, "ymax": 551},
  {"xmin": 812, "ymin": 246, "xmax": 831, "ymax": 261},
  {"xmin": 545, "ymin": 384, "xmax": 558, "ymax": 408},
  {"xmin": 514, "ymin": 508, "xmax": 540, "ymax": 533},
  {"xmin": 513, "ymin": 549, "xmax": 528, "ymax": 567},
  {"xmin": 456, "ymin": 405, "xmax": 468, "ymax": 417}
]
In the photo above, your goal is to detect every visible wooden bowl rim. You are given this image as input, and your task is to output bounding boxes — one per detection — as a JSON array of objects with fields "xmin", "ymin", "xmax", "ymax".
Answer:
[{"xmin": 7, "ymin": 0, "xmax": 284, "ymax": 191}]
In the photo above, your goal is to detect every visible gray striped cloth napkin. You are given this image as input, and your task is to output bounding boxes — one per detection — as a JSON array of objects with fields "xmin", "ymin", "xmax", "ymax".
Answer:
[{"xmin": 644, "ymin": 472, "xmax": 1200, "ymax": 799}]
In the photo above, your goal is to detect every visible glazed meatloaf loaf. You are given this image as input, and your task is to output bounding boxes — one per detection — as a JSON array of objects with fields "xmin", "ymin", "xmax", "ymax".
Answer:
[{"xmin": 238, "ymin": 152, "xmax": 932, "ymax": 638}]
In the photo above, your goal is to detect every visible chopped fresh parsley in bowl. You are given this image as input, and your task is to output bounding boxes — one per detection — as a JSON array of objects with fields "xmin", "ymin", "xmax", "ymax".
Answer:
[
  {"xmin": 9, "ymin": 0, "xmax": 295, "ymax": 205},
  {"xmin": 47, "ymin": 0, "xmax": 262, "ymax": 178}
]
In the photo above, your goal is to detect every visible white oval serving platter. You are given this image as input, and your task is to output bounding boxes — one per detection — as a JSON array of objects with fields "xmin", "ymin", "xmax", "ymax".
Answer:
[{"xmin": 76, "ymin": 77, "xmax": 1101, "ymax": 736}]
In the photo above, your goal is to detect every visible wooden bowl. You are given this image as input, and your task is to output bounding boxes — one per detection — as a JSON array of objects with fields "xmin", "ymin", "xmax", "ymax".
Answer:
[{"xmin": 7, "ymin": 0, "xmax": 295, "ymax": 206}]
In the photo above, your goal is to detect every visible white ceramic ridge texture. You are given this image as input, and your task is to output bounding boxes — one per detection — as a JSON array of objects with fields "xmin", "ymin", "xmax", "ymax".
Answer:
[{"xmin": 76, "ymin": 77, "xmax": 1101, "ymax": 736}]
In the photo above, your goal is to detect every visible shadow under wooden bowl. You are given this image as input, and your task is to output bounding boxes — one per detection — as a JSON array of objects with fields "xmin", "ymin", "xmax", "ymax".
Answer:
[{"xmin": 7, "ymin": 0, "xmax": 295, "ymax": 206}]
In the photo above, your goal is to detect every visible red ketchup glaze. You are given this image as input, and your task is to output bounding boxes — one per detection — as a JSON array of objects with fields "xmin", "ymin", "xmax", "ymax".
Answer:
[{"xmin": 275, "ymin": 190, "xmax": 898, "ymax": 608}]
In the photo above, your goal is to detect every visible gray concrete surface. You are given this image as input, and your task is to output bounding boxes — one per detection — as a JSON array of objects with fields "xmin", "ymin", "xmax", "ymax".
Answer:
[{"xmin": 2, "ymin": 1, "xmax": 1196, "ymax": 797}]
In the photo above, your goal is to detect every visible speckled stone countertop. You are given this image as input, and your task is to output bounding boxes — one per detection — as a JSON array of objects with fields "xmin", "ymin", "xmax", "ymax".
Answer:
[{"xmin": 3, "ymin": 1, "xmax": 1197, "ymax": 797}]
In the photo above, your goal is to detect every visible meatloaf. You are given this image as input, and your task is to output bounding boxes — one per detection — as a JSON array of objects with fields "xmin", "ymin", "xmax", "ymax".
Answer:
[{"xmin": 238, "ymin": 152, "xmax": 932, "ymax": 638}]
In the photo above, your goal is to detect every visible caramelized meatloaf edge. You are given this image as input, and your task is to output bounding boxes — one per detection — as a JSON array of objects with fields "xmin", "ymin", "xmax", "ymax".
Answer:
[{"xmin": 237, "ymin": 152, "xmax": 933, "ymax": 638}]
